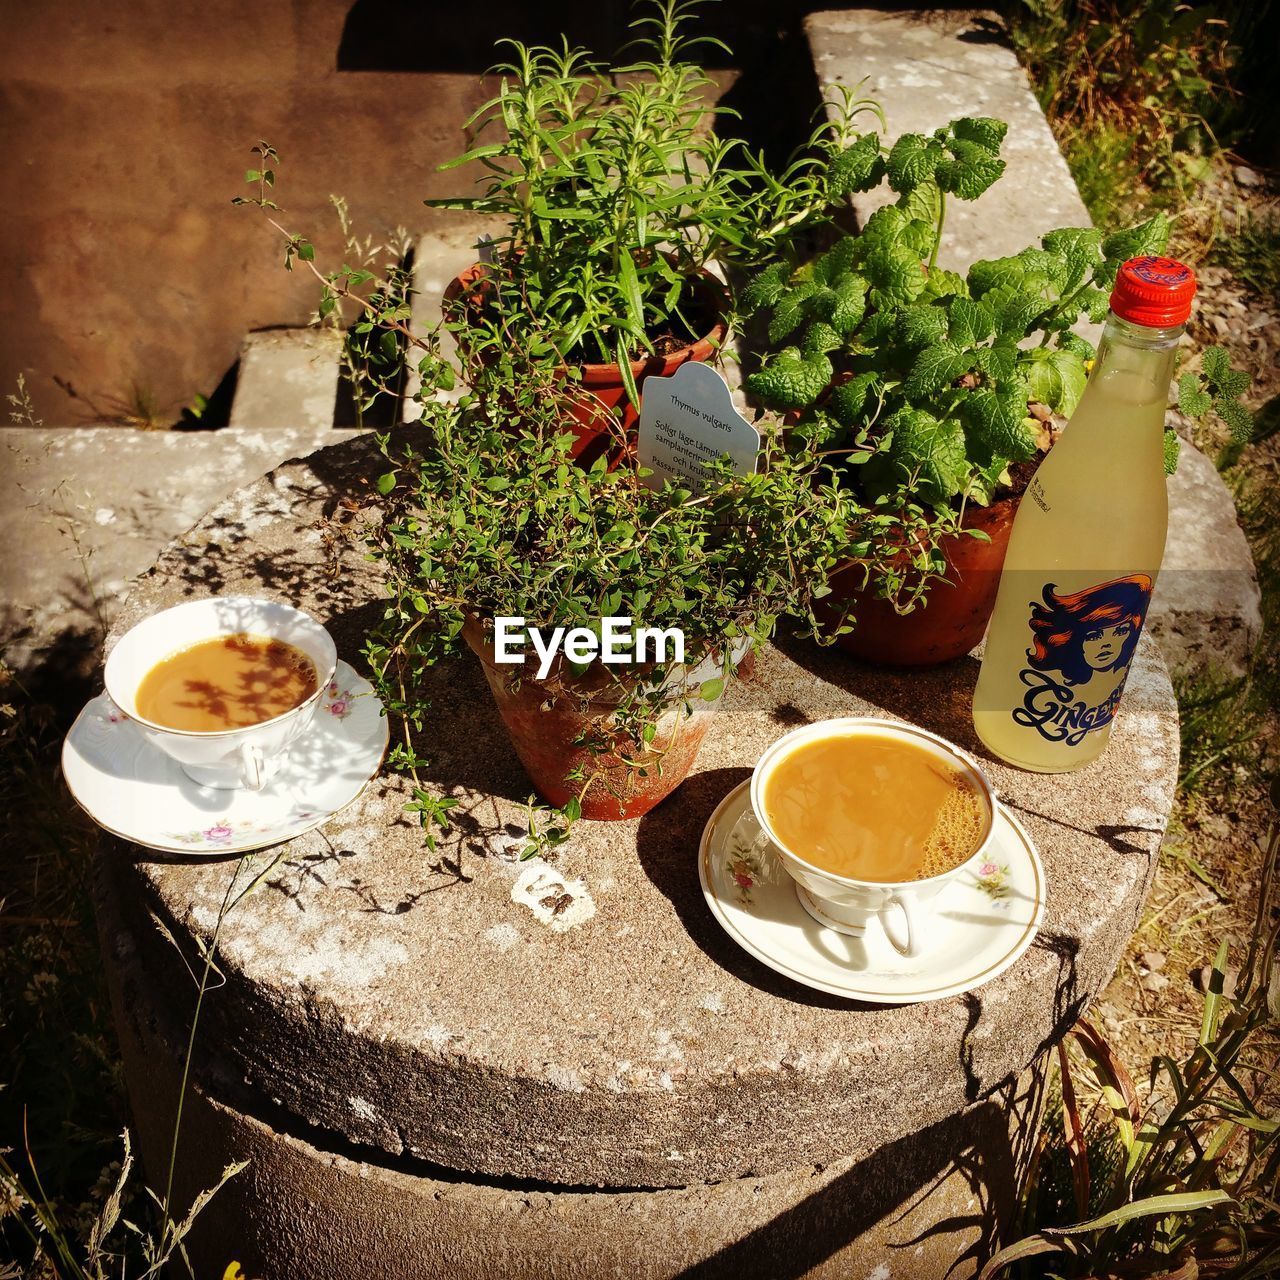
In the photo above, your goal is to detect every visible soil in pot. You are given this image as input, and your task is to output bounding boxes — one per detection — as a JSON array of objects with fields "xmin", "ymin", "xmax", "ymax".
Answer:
[
  {"xmin": 443, "ymin": 263, "xmax": 729, "ymax": 470},
  {"xmin": 462, "ymin": 618, "xmax": 727, "ymax": 821}
]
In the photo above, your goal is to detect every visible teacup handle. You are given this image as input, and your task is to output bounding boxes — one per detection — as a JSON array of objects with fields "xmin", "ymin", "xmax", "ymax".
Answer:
[
  {"xmin": 879, "ymin": 892, "xmax": 921, "ymax": 959},
  {"xmin": 239, "ymin": 743, "xmax": 266, "ymax": 792}
]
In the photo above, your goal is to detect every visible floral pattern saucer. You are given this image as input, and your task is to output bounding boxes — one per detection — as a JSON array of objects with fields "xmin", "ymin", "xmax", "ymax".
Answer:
[
  {"xmin": 62, "ymin": 661, "xmax": 388, "ymax": 856},
  {"xmin": 699, "ymin": 780, "xmax": 1046, "ymax": 1004}
]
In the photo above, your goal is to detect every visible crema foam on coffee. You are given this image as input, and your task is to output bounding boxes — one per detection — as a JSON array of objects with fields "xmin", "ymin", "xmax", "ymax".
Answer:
[{"xmin": 762, "ymin": 732, "xmax": 987, "ymax": 882}]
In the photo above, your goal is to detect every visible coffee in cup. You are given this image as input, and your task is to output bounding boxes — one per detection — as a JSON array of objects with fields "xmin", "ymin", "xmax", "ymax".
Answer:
[
  {"xmin": 751, "ymin": 718, "xmax": 997, "ymax": 957},
  {"xmin": 104, "ymin": 597, "xmax": 338, "ymax": 791}
]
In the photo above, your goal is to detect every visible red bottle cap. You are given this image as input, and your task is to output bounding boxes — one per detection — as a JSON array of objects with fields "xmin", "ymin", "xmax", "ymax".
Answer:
[{"xmin": 1109, "ymin": 256, "xmax": 1197, "ymax": 327}]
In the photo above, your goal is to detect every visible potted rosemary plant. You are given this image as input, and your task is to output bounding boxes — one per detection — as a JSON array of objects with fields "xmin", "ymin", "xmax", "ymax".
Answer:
[{"xmin": 428, "ymin": 0, "xmax": 866, "ymax": 467}]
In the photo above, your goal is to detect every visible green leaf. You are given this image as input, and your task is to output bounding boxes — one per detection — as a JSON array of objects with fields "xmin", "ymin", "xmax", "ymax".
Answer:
[
  {"xmin": 984, "ymin": 283, "xmax": 1049, "ymax": 338},
  {"xmin": 975, "ymin": 337, "xmax": 1020, "ymax": 382},
  {"xmin": 898, "ymin": 177, "xmax": 941, "ymax": 228},
  {"xmin": 829, "ymin": 372, "xmax": 879, "ymax": 428},
  {"xmin": 897, "ymin": 301, "xmax": 949, "ymax": 351},
  {"xmin": 1099, "ymin": 213, "xmax": 1171, "ymax": 280},
  {"xmin": 1041, "ymin": 226, "xmax": 1102, "ymax": 291},
  {"xmin": 866, "ymin": 407, "xmax": 968, "ymax": 504},
  {"xmin": 948, "ymin": 296, "xmax": 994, "ymax": 347},
  {"xmin": 922, "ymin": 268, "xmax": 967, "ymax": 300},
  {"xmin": 813, "ymin": 237, "xmax": 859, "ymax": 287},
  {"xmin": 1045, "ymin": 1190, "xmax": 1235, "ymax": 1237},
  {"xmin": 1165, "ymin": 428, "xmax": 1182, "ymax": 476},
  {"xmin": 829, "ymin": 276, "xmax": 869, "ymax": 335},
  {"xmin": 1217, "ymin": 397, "xmax": 1253, "ymax": 443},
  {"xmin": 1178, "ymin": 371, "xmax": 1212, "ymax": 418},
  {"xmin": 767, "ymin": 281, "xmax": 818, "ymax": 344},
  {"xmin": 904, "ymin": 340, "xmax": 971, "ymax": 399},
  {"xmin": 802, "ymin": 322, "xmax": 842, "ymax": 357},
  {"xmin": 699, "ymin": 677, "xmax": 725, "ymax": 702},
  {"xmin": 617, "ymin": 251, "xmax": 645, "ymax": 336},
  {"xmin": 951, "ymin": 117, "xmax": 1007, "ymax": 152},
  {"xmin": 963, "ymin": 388, "xmax": 1039, "ymax": 465},
  {"xmin": 937, "ymin": 138, "xmax": 1005, "ymax": 201},
  {"xmin": 1201, "ymin": 346, "xmax": 1231, "ymax": 384},
  {"xmin": 1025, "ymin": 349, "xmax": 1088, "ymax": 415},
  {"xmin": 829, "ymin": 132, "xmax": 885, "ymax": 196},
  {"xmin": 864, "ymin": 242, "xmax": 927, "ymax": 310},
  {"xmin": 376, "ymin": 471, "xmax": 397, "ymax": 495},
  {"xmin": 742, "ymin": 261, "xmax": 791, "ymax": 313},
  {"xmin": 886, "ymin": 133, "xmax": 943, "ymax": 194},
  {"xmin": 745, "ymin": 348, "xmax": 833, "ymax": 411},
  {"xmin": 1056, "ymin": 331, "xmax": 1095, "ymax": 361}
]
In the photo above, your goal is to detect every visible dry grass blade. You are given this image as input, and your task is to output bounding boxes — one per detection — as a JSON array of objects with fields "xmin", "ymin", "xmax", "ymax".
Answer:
[
  {"xmin": 1057, "ymin": 1039, "xmax": 1091, "ymax": 1219},
  {"xmin": 1073, "ymin": 1016, "xmax": 1142, "ymax": 1150},
  {"xmin": 84, "ymin": 1130, "xmax": 133, "ymax": 1274}
]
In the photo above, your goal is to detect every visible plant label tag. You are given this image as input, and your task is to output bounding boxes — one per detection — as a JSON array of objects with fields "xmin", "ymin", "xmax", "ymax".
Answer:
[{"xmin": 637, "ymin": 362, "xmax": 760, "ymax": 493}]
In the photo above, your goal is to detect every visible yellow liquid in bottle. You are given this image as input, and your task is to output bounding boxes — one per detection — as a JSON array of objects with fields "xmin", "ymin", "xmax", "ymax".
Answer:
[{"xmin": 972, "ymin": 320, "xmax": 1175, "ymax": 771}]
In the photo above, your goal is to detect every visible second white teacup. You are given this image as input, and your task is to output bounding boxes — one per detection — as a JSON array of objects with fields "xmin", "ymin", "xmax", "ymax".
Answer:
[
  {"xmin": 104, "ymin": 596, "xmax": 338, "ymax": 791},
  {"xmin": 750, "ymin": 717, "xmax": 997, "ymax": 958}
]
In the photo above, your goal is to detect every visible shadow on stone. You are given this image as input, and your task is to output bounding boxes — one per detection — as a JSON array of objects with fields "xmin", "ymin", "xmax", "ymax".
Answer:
[
  {"xmin": 673, "ymin": 1098, "xmax": 1013, "ymax": 1280},
  {"xmin": 636, "ymin": 763, "xmax": 899, "ymax": 1013}
]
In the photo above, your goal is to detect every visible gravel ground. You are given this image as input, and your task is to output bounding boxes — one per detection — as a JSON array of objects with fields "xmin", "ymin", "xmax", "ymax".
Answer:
[{"xmin": 1091, "ymin": 170, "xmax": 1280, "ymax": 1085}]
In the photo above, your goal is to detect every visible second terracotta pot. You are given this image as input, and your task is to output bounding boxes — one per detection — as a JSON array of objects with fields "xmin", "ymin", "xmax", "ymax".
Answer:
[
  {"xmin": 462, "ymin": 617, "xmax": 728, "ymax": 821},
  {"xmin": 825, "ymin": 494, "xmax": 1020, "ymax": 667}
]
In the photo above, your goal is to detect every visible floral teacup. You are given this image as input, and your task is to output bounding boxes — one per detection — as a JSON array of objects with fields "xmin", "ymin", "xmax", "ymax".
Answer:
[
  {"xmin": 104, "ymin": 596, "xmax": 338, "ymax": 791},
  {"xmin": 750, "ymin": 717, "xmax": 998, "ymax": 958}
]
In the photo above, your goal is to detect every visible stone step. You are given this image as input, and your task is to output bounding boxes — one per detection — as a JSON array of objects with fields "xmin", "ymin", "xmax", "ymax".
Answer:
[
  {"xmin": 228, "ymin": 327, "xmax": 346, "ymax": 431},
  {"xmin": 804, "ymin": 6, "xmax": 1261, "ymax": 674},
  {"xmin": 0, "ymin": 424, "xmax": 363, "ymax": 680}
]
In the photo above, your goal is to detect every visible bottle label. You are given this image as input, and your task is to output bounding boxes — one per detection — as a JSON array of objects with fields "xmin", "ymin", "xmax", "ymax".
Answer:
[{"xmin": 1011, "ymin": 574, "xmax": 1154, "ymax": 746}]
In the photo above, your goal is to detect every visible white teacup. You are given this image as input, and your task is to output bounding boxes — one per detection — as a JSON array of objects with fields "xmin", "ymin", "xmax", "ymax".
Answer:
[
  {"xmin": 104, "ymin": 596, "xmax": 338, "ymax": 791},
  {"xmin": 750, "ymin": 717, "xmax": 997, "ymax": 958}
]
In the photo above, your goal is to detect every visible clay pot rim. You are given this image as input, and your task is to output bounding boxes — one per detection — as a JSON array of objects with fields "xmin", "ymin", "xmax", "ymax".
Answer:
[{"xmin": 443, "ymin": 260, "xmax": 731, "ymax": 383}]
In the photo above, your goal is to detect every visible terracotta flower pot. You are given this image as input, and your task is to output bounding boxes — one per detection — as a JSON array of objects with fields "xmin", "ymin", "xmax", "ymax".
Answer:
[
  {"xmin": 443, "ymin": 263, "xmax": 730, "ymax": 470},
  {"xmin": 462, "ymin": 617, "xmax": 727, "ymax": 821},
  {"xmin": 824, "ymin": 493, "xmax": 1020, "ymax": 667}
]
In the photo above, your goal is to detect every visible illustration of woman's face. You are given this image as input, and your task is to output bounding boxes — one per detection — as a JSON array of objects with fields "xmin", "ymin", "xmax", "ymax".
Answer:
[{"xmin": 1081, "ymin": 622, "xmax": 1133, "ymax": 671}]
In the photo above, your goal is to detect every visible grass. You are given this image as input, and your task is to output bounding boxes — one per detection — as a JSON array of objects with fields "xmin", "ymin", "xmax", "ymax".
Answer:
[
  {"xmin": 0, "ymin": 668, "xmax": 138, "ymax": 1267},
  {"xmin": 1211, "ymin": 207, "xmax": 1280, "ymax": 302}
]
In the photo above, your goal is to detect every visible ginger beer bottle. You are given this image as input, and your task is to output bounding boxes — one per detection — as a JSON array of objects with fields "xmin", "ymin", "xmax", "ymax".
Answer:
[{"xmin": 972, "ymin": 256, "xmax": 1196, "ymax": 772}]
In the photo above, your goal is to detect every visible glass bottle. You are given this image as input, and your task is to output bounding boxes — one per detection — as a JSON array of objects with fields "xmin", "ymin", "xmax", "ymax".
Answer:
[{"xmin": 972, "ymin": 256, "xmax": 1196, "ymax": 772}]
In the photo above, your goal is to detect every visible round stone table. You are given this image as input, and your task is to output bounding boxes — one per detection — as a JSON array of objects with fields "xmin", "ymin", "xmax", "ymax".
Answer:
[{"xmin": 95, "ymin": 435, "xmax": 1179, "ymax": 1279}]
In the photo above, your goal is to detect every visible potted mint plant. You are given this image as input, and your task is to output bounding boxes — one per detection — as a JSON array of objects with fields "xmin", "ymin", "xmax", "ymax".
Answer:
[
  {"xmin": 428, "ymin": 0, "xmax": 869, "ymax": 468},
  {"xmin": 741, "ymin": 115, "xmax": 1187, "ymax": 664}
]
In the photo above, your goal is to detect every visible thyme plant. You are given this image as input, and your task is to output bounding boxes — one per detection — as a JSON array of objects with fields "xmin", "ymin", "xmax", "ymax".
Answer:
[{"xmin": 363, "ymin": 362, "xmax": 919, "ymax": 855}]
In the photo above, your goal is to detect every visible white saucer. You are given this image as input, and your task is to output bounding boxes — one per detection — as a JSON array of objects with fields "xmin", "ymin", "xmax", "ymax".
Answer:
[
  {"xmin": 62, "ymin": 661, "xmax": 389, "ymax": 856},
  {"xmin": 699, "ymin": 781, "xmax": 1046, "ymax": 1004}
]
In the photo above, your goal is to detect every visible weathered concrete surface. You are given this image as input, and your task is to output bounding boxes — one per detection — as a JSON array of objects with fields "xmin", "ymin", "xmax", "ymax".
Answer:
[
  {"xmin": 1153, "ymin": 440, "xmax": 1263, "ymax": 674},
  {"xmin": 804, "ymin": 7, "xmax": 1260, "ymax": 675},
  {"xmin": 102, "ymin": 859, "xmax": 1044, "ymax": 1280},
  {"xmin": 100, "ymin": 432, "xmax": 1179, "ymax": 1191},
  {"xmin": 228, "ymin": 328, "xmax": 345, "ymax": 431},
  {"xmin": 0, "ymin": 425, "xmax": 361, "ymax": 677}
]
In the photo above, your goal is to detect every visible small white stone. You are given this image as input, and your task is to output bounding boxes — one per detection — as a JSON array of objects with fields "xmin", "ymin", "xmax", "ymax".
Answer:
[
  {"xmin": 483, "ymin": 923, "xmax": 521, "ymax": 952},
  {"xmin": 348, "ymin": 1096, "xmax": 379, "ymax": 1122}
]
